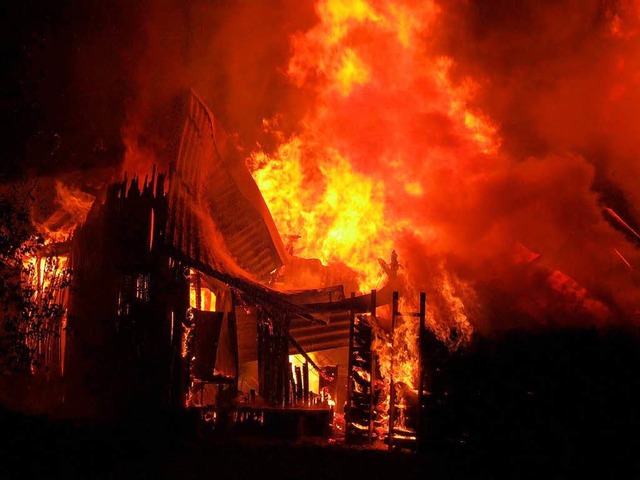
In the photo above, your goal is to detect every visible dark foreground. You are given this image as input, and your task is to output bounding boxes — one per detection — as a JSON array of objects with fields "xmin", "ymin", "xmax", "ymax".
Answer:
[{"xmin": 2, "ymin": 327, "xmax": 640, "ymax": 479}]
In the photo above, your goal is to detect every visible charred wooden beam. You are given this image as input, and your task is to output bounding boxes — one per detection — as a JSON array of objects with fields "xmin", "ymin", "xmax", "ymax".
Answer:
[
  {"xmin": 368, "ymin": 288, "xmax": 377, "ymax": 442},
  {"xmin": 388, "ymin": 291, "xmax": 399, "ymax": 451},
  {"xmin": 417, "ymin": 291, "xmax": 426, "ymax": 453},
  {"xmin": 303, "ymin": 361, "xmax": 309, "ymax": 405},
  {"xmin": 295, "ymin": 366, "xmax": 303, "ymax": 404},
  {"xmin": 167, "ymin": 247, "xmax": 327, "ymax": 326},
  {"xmin": 345, "ymin": 294, "xmax": 384, "ymax": 445}
]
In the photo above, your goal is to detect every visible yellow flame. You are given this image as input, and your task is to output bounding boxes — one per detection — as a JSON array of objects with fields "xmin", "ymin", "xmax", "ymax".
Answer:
[
  {"xmin": 320, "ymin": 0, "xmax": 381, "ymax": 43},
  {"xmin": 252, "ymin": 140, "xmax": 393, "ymax": 291},
  {"xmin": 336, "ymin": 49, "xmax": 370, "ymax": 96}
]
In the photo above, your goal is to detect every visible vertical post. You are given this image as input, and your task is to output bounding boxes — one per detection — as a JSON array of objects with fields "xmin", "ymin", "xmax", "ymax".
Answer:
[
  {"xmin": 256, "ymin": 310, "xmax": 263, "ymax": 399},
  {"xmin": 295, "ymin": 366, "xmax": 303, "ymax": 404},
  {"xmin": 284, "ymin": 351, "xmax": 291, "ymax": 407},
  {"xmin": 345, "ymin": 292, "xmax": 356, "ymax": 443},
  {"xmin": 417, "ymin": 292, "xmax": 426, "ymax": 453},
  {"xmin": 280, "ymin": 315, "xmax": 291, "ymax": 407},
  {"xmin": 303, "ymin": 361, "xmax": 310, "ymax": 406},
  {"xmin": 195, "ymin": 271, "xmax": 202, "ymax": 310},
  {"xmin": 229, "ymin": 292, "xmax": 239, "ymax": 398},
  {"xmin": 368, "ymin": 289, "xmax": 377, "ymax": 443},
  {"xmin": 289, "ymin": 362, "xmax": 296, "ymax": 404},
  {"xmin": 388, "ymin": 291, "xmax": 399, "ymax": 450}
]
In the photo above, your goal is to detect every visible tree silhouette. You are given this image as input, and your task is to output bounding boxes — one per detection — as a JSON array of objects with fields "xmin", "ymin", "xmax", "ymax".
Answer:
[{"xmin": 0, "ymin": 181, "xmax": 70, "ymax": 374}]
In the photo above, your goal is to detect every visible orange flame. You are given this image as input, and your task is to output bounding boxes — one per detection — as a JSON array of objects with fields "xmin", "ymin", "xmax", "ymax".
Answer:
[
  {"xmin": 248, "ymin": 2, "xmax": 498, "ymax": 411},
  {"xmin": 251, "ymin": 0, "xmax": 494, "ymax": 324},
  {"xmin": 37, "ymin": 182, "xmax": 94, "ymax": 244}
]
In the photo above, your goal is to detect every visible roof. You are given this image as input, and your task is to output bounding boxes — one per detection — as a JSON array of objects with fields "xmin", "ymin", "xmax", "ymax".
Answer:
[{"xmin": 166, "ymin": 89, "xmax": 288, "ymax": 282}]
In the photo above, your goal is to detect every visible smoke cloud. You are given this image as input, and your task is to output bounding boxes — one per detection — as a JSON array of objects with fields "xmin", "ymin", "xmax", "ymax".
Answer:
[{"xmin": 420, "ymin": 0, "xmax": 640, "ymax": 332}]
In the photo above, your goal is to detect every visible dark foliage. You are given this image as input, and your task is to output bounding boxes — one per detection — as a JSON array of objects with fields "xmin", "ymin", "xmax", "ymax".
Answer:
[{"xmin": 0, "ymin": 181, "xmax": 69, "ymax": 373}]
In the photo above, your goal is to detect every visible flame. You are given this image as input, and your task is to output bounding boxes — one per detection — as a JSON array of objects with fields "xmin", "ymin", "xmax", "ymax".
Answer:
[
  {"xmin": 24, "ymin": 255, "xmax": 69, "ymax": 296},
  {"xmin": 19, "ymin": 252, "xmax": 70, "ymax": 373},
  {"xmin": 249, "ymin": 1, "xmax": 498, "ymax": 410},
  {"xmin": 248, "ymin": 0, "xmax": 498, "ymax": 394},
  {"xmin": 252, "ymin": 140, "xmax": 393, "ymax": 291},
  {"xmin": 188, "ymin": 269, "xmax": 217, "ymax": 311},
  {"xmin": 37, "ymin": 182, "xmax": 94, "ymax": 244},
  {"xmin": 251, "ymin": 0, "xmax": 498, "ymax": 303}
]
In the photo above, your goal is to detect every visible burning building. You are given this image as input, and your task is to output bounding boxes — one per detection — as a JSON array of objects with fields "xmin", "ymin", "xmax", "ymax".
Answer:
[
  {"xmin": 4, "ymin": 1, "xmax": 640, "ymax": 468},
  {"xmin": 16, "ymin": 89, "xmax": 423, "ymax": 448}
]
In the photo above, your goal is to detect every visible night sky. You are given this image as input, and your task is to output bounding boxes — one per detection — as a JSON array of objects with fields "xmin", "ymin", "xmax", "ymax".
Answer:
[
  {"xmin": 1, "ymin": 0, "xmax": 317, "ymax": 183},
  {"xmin": 2, "ymin": 1, "xmax": 136, "ymax": 180}
]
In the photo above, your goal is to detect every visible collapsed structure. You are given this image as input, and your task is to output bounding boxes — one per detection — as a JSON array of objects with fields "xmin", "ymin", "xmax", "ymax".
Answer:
[{"xmin": 25, "ymin": 90, "xmax": 436, "ymax": 449}]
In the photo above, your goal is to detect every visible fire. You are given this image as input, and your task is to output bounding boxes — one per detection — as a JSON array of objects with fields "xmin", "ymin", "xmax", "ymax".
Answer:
[
  {"xmin": 9, "ymin": 179, "xmax": 91, "ymax": 374},
  {"xmin": 251, "ymin": 0, "xmax": 499, "ymax": 292},
  {"xmin": 251, "ymin": 0, "xmax": 495, "ymax": 319},
  {"xmin": 19, "ymin": 252, "xmax": 70, "ymax": 374},
  {"xmin": 249, "ymin": 1, "xmax": 500, "ymax": 419},
  {"xmin": 252, "ymin": 139, "xmax": 393, "ymax": 291},
  {"xmin": 24, "ymin": 255, "xmax": 69, "ymax": 296},
  {"xmin": 37, "ymin": 182, "xmax": 94, "ymax": 244},
  {"xmin": 335, "ymin": 49, "xmax": 370, "ymax": 96}
]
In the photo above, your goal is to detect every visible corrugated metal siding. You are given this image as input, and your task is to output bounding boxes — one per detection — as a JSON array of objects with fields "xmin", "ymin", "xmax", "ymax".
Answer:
[{"xmin": 167, "ymin": 90, "xmax": 286, "ymax": 280}]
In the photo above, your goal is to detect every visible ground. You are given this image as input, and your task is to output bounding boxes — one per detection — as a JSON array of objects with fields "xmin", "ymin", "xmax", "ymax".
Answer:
[{"xmin": 2, "ymin": 327, "xmax": 640, "ymax": 478}]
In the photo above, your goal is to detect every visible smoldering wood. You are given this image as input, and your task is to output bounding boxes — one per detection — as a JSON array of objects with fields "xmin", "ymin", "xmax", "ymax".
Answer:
[
  {"xmin": 319, "ymin": 365, "xmax": 338, "ymax": 404},
  {"xmin": 345, "ymin": 292, "xmax": 356, "ymax": 443},
  {"xmin": 368, "ymin": 289, "xmax": 377, "ymax": 442},
  {"xmin": 417, "ymin": 291, "xmax": 426, "ymax": 452},
  {"xmin": 345, "ymin": 305, "xmax": 384, "ymax": 445}
]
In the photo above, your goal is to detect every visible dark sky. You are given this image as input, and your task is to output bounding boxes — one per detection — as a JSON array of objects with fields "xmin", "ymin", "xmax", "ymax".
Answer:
[
  {"xmin": 1, "ymin": 0, "xmax": 149, "ymax": 182},
  {"xmin": 0, "ymin": 0, "xmax": 317, "ymax": 184}
]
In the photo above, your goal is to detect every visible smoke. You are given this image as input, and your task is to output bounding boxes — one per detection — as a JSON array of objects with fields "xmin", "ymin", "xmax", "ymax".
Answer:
[
  {"xmin": 12, "ymin": 0, "xmax": 317, "ymax": 231},
  {"xmin": 437, "ymin": 0, "xmax": 640, "ymax": 214},
  {"xmin": 406, "ymin": 0, "xmax": 640, "ymax": 332},
  {"xmin": 120, "ymin": 0, "xmax": 318, "ymax": 176}
]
